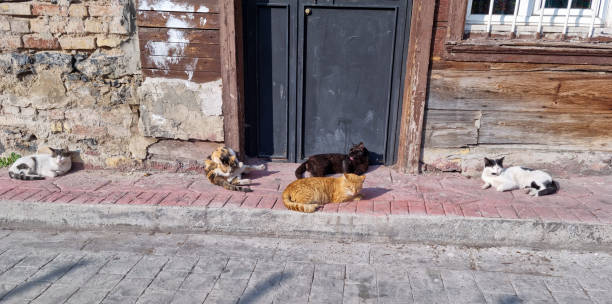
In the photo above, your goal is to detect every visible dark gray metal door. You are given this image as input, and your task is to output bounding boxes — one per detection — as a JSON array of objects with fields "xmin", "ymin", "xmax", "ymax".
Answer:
[{"xmin": 244, "ymin": 0, "xmax": 411, "ymax": 165}]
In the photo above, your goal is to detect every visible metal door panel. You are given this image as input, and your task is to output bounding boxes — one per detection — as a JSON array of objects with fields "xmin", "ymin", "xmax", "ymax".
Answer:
[{"xmin": 244, "ymin": 1, "xmax": 296, "ymax": 160}]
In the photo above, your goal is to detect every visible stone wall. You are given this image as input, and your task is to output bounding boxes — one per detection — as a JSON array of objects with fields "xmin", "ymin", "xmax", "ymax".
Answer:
[{"xmin": 0, "ymin": 0, "xmax": 223, "ymax": 170}]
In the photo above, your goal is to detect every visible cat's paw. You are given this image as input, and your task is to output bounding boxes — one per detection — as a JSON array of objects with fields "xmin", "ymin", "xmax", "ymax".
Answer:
[
  {"xmin": 238, "ymin": 179, "xmax": 251, "ymax": 185},
  {"xmin": 255, "ymin": 164, "xmax": 266, "ymax": 170},
  {"xmin": 524, "ymin": 188, "xmax": 532, "ymax": 194},
  {"xmin": 495, "ymin": 186, "xmax": 505, "ymax": 192},
  {"xmin": 481, "ymin": 183, "xmax": 491, "ymax": 190},
  {"xmin": 353, "ymin": 194, "xmax": 363, "ymax": 201}
]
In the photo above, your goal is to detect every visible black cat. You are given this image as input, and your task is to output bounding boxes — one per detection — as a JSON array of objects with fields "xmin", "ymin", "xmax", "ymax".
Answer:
[{"xmin": 294, "ymin": 142, "xmax": 370, "ymax": 179}]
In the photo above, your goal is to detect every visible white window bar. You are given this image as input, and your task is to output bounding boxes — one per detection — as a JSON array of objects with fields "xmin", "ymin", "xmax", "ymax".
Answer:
[
  {"xmin": 511, "ymin": 0, "xmax": 521, "ymax": 35},
  {"xmin": 486, "ymin": 0, "xmax": 495, "ymax": 33},
  {"xmin": 563, "ymin": 0, "xmax": 574, "ymax": 35},
  {"xmin": 589, "ymin": 0, "xmax": 600, "ymax": 37},
  {"xmin": 537, "ymin": 0, "xmax": 546, "ymax": 34}
]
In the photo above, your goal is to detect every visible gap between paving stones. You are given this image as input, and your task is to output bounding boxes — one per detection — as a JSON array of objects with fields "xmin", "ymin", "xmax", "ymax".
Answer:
[{"xmin": 0, "ymin": 201, "xmax": 611, "ymax": 253}]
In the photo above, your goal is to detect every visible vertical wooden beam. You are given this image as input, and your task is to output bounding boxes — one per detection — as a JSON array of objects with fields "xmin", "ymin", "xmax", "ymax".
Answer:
[
  {"xmin": 448, "ymin": 0, "xmax": 468, "ymax": 41},
  {"xmin": 396, "ymin": 0, "xmax": 436, "ymax": 174},
  {"xmin": 220, "ymin": 0, "xmax": 246, "ymax": 157}
]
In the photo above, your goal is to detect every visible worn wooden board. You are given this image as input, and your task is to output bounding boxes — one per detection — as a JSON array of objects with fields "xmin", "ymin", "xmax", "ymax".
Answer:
[
  {"xmin": 424, "ymin": 110, "xmax": 479, "ymax": 148},
  {"xmin": 436, "ymin": 0, "xmax": 449, "ymax": 23},
  {"xmin": 396, "ymin": 0, "xmax": 436, "ymax": 173},
  {"xmin": 479, "ymin": 111, "xmax": 612, "ymax": 150},
  {"xmin": 431, "ymin": 61, "xmax": 612, "ymax": 72},
  {"xmin": 142, "ymin": 69, "xmax": 220, "ymax": 83},
  {"xmin": 137, "ymin": 0, "xmax": 220, "ymax": 13},
  {"xmin": 139, "ymin": 40, "xmax": 220, "ymax": 58},
  {"xmin": 141, "ymin": 56, "xmax": 220, "ymax": 72},
  {"xmin": 220, "ymin": 0, "xmax": 246, "ymax": 156},
  {"xmin": 138, "ymin": 28, "xmax": 219, "ymax": 44},
  {"xmin": 446, "ymin": 0, "xmax": 467, "ymax": 41},
  {"xmin": 137, "ymin": 11, "xmax": 220, "ymax": 29},
  {"xmin": 428, "ymin": 70, "xmax": 612, "ymax": 113}
]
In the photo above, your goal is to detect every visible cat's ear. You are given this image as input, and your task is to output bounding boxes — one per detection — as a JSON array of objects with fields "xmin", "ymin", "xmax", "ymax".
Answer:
[
  {"xmin": 496, "ymin": 157, "xmax": 505, "ymax": 167},
  {"xmin": 484, "ymin": 158, "xmax": 494, "ymax": 167},
  {"xmin": 358, "ymin": 142, "xmax": 364, "ymax": 147},
  {"xmin": 360, "ymin": 175, "xmax": 365, "ymax": 181},
  {"xmin": 343, "ymin": 173, "xmax": 349, "ymax": 180}
]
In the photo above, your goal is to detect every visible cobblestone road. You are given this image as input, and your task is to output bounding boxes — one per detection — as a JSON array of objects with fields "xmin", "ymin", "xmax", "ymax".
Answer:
[{"xmin": 0, "ymin": 229, "xmax": 610, "ymax": 304}]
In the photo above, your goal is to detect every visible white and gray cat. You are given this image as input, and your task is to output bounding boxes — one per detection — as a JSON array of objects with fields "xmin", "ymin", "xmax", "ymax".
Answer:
[
  {"xmin": 8, "ymin": 148, "xmax": 72, "ymax": 180},
  {"xmin": 481, "ymin": 157, "xmax": 558, "ymax": 197}
]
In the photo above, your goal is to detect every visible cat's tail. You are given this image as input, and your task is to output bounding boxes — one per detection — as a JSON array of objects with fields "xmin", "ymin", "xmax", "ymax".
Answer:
[
  {"xmin": 222, "ymin": 181, "xmax": 252, "ymax": 192},
  {"xmin": 537, "ymin": 180, "xmax": 558, "ymax": 196},
  {"xmin": 282, "ymin": 190, "xmax": 319, "ymax": 213},
  {"xmin": 294, "ymin": 162, "xmax": 308, "ymax": 179},
  {"xmin": 208, "ymin": 174, "xmax": 252, "ymax": 192},
  {"xmin": 8, "ymin": 171, "xmax": 44, "ymax": 180}
]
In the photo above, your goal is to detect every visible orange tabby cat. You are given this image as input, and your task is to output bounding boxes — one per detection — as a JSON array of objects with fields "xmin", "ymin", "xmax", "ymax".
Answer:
[{"xmin": 282, "ymin": 173, "xmax": 365, "ymax": 213}]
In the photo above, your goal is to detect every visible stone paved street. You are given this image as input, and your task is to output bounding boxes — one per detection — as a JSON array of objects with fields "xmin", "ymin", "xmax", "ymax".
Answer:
[{"xmin": 0, "ymin": 229, "xmax": 610, "ymax": 304}]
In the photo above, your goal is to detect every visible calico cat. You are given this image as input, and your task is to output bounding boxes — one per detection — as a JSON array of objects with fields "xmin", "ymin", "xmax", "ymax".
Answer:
[
  {"xmin": 8, "ymin": 148, "xmax": 72, "ymax": 180},
  {"xmin": 204, "ymin": 146, "xmax": 266, "ymax": 192},
  {"xmin": 282, "ymin": 173, "xmax": 365, "ymax": 213},
  {"xmin": 481, "ymin": 157, "xmax": 558, "ymax": 197},
  {"xmin": 294, "ymin": 142, "xmax": 369, "ymax": 179}
]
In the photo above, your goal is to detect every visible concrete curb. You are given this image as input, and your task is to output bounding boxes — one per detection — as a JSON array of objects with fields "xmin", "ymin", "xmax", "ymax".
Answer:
[{"xmin": 1, "ymin": 200, "xmax": 611, "ymax": 251}]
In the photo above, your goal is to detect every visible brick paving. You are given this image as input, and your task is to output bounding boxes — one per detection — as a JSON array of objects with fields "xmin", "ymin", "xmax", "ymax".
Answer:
[
  {"xmin": 0, "ymin": 163, "xmax": 611, "ymax": 224},
  {"xmin": 0, "ymin": 229, "xmax": 610, "ymax": 303}
]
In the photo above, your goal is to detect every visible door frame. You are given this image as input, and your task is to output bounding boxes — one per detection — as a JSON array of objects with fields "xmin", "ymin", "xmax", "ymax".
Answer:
[{"xmin": 220, "ymin": 0, "xmax": 435, "ymax": 173}]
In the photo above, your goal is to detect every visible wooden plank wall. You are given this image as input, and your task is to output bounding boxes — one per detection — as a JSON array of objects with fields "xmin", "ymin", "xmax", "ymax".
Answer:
[
  {"xmin": 137, "ymin": 0, "xmax": 221, "ymax": 83},
  {"xmin": 425, "ymin": 0, "xmax": 612, "ymax": 152}
]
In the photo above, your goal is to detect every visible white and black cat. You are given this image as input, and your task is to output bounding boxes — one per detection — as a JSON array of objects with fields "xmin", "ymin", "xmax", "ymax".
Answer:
[
  {"xmin": 8, "ymin": 148, "xmax": 72, "ymax": 180},
  {"xmin": 481, "ymin": 157, "xmax": 558, "ymax": 197}
]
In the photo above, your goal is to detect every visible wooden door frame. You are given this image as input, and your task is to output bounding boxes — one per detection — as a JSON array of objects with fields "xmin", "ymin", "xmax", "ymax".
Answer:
[
  {"xmin": 220, "ymin": 0, "xmax": 246, "ymax": 157},
  {"xmin": 221, "ymin": 0, "xmax": 435, "ymax": 173}
]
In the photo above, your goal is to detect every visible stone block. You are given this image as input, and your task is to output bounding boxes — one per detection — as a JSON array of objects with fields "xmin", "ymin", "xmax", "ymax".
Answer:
[
  {"xmin": 88, "ymin": 5, "xmax": 122, "ymax": 17},
  {"xmin": 9, "ymin": 18, "xmax": 30, "ymax": 33},
  {"xmin": 75, "ymin": 53, "xmax": 134, "ymax": 79},
  {"xmin": 69, "ymin": 125, "xmax": 108, "ymax": 137},
  {"xmin": 3, "ymin": 105, "xmax": 20, "ymax": 115},
  {"xmin": 58, "ymin": 36, "xmax": 96, "ymax": 50},
  {"xmin": 0, "ymin": 16, "xmax": 10, "ymax": 31},
  {"xmin": 23, "ymin": 34, "xmax": 60, "ymax": 50},
  {"xmin": 129, "ymin": 136, "xmax": 158, "ymax": 160},
  {"xmin": 50, "ymin": 121, "xmax": 63, "ymax": 133},
  {"xmin": 30, "ymin": 17, "xmax": 49, "ymax": 33},
  {"xmin": 65, "ymin": 17, "xmax": 84, "ymax": 33},
  {"xmin": 109, "ymin": 16, "xmax": 129, "ymax": 34},
  {"xmin": 0, "ymin": 36, "xmax": 22, "ymax": 49},
  {"xmin": 20, "ymin": 107, "xmax": 36, "ymax": 116},
  {"xmin": 29, "ymin": 70, "xmax": 69, "ymax": 109},
  {"xmin": 0, "ymin": 3, "xmax": 31, "ymax": 16},
  {"xmin": 101, "ymin": 105, "xmax": 132, "ymax": 138},
  {"xmin": 138, "ymin": 78, "xmax": 224, "ymax": 141},
  {"xmin": 68, "ymin": 4, "xmax": 88, "ymax": 17},
  {"xmin": 105, "ymin": 156, "xmax": 132, "ymax": 168},
  {"xmin": 96, "ymin": 35, "xmax": 124, "ymax": 48},
  {"xmin": 147, "ymin": 140, "xmax": 219, "ymax": 162},
  {"xmin": 84, "ymin": 18, "xmax": 107, "ymax": 33},
  {"xmin": 33, "ymin": 52, "xmax": 73, "ymax": 70},
  {"xmin": 48, "ymin": 17, "xmax": 67, "ymax": 34},
  {"xmin": 32, "ymin": 3, "xmax": 68, "ymax": 16}
]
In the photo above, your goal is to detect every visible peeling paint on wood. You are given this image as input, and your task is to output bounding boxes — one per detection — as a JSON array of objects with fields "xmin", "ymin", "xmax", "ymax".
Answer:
[{"xmin": 138, "ymin": 0, "xmax": 218, "ymax": 13}]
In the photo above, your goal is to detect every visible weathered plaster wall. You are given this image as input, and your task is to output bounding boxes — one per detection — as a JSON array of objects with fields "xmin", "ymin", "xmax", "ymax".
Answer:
[{"xmin": 0, "ymin": 0, "xmax": 224, "ymax": 170}]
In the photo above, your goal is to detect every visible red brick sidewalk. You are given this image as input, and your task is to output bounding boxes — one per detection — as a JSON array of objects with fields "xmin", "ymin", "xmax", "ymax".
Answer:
[{"xmin": 0, "ymin": 163, "xmax": 610, "ymax": 224}]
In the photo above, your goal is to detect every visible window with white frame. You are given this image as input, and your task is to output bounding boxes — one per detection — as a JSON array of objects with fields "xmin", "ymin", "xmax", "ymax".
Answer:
[{"xmin": 466, "ymin": 0, "xmax": 612, "ymax": 37}]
